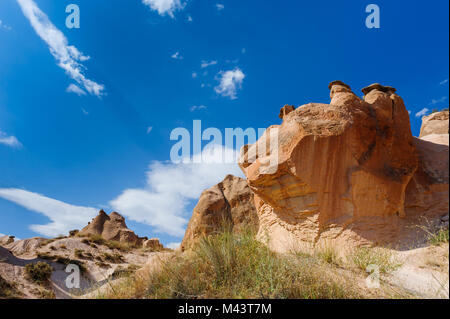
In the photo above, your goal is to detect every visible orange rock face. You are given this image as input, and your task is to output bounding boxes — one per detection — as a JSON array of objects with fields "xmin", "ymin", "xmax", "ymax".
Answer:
[
  {"xmin": 239, "ymin": 82, "xmax": 447, "ymax": 252},
  {"xmin": 181, "ymin": 175, "xmax": 258, "ymax": 250}
]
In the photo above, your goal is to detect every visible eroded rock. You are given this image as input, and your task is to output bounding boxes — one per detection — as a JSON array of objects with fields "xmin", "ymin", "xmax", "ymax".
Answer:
[
  {"xmin": 181, "ymin": 175, "xmax": 258, "ymax": 250},
  {"xmin": 238, "ymin": 81, "xmax": 446, "ymax": 252}
]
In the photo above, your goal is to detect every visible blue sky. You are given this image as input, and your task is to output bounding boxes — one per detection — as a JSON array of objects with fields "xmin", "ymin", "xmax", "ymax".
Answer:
[{"xmin": 0, "ymin": 0, "xmax": 448, "ymax": 247}]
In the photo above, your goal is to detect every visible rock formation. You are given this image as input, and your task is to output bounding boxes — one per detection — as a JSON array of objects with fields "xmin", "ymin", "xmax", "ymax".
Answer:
[
  {"xmin": 419, "ymin": 110, "xmax": 449, "ymax": 138},
  {"xmin": 238, "ymin": 81, "xmax": 448, "ymax": 252},
  {"xmin": 79, "ymin": 210, "xmax": 149, "ymax": 246},
  {"xmin": 405, "ymin": 111, "xmax": 449, "ymax": 230},
  {"xmin": 181, "ymin": 175, "xmax": 258, "ymax": 250},
  {"xmin": 143, "ymin": 238, "xmax": 164, "ymax": 251}
]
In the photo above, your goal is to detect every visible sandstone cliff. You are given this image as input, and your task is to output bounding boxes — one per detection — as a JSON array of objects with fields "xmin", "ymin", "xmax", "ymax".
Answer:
[{"xmin": 237, "ymin": 82, "xmax": 448, "ymax": 252}]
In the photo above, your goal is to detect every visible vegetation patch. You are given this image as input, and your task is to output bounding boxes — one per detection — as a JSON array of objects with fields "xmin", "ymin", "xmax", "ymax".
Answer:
[
  {"xmin": 0, "ymin": 275, "xmax": 22, "ymax": 298},
  {"xmin": 428, "ymin": 228, "xmax": 449, "ymax": 246},
  {"xmin": 25, "ymin": 262, "xmax": 53, "ymax": 285},
  {"xmin": 101, "ymin": 252, "xmax": 124, "ymax": 264},
  {"xmin": 100, "ymin": 230, "xmax": 361, "ymax": 299},
  {"xmin": 350, "ymin": 247, "xmax": 401, "ymax": 274}
]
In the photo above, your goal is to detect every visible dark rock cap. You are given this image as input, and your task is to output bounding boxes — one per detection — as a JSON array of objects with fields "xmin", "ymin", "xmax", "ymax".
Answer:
[
  {"xmin": 362, "ymin": 83, "xmax": 397, "ymax": 95},
  {"xmin": 328, "ymin": 80, "xmax": 351, "ymax": 90}
]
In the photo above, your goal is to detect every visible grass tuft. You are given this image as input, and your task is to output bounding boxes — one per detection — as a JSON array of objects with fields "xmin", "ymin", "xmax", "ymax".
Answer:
[{"xmin": 350, "ymin": 247, "xmax": 401, "ymax": 274}]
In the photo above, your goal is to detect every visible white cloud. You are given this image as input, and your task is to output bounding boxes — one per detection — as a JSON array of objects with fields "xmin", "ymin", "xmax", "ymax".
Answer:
[
  {"xmin": 171, "ymin": 51, "xmax": 183, "ymax": 60},
  {"xmin": 81, "ymin": 107, "xmax": 89, "ymax": 115},
  {"xmin": 190, "ymin": 105, "xmax": 207, "ymax": 112},
  {"xmin": 214, "ymin": 68, "xmax": 245, "ymax": 100},
  {"xmin": 0, "ymin": 130, "xmax": 22, "ymax": 148},
  {"xmin": 216, "ymin": 4, "xmax": 225, "ymax": 11},
  {"xmin": 429, "ymin": 96, "xmax": 448, "ymax": 105},
  {"xmin": 0, "ymin": 188, "xmax": 98, "ymax": 237},
  {"xmin": 142, "ymin": 0, "xmax": 185, "ymax": 18},
  {"xmin": 192, "ymin": 72, "xmax": 198, "ymax": 78},
  {"xmin": 147, "ymin": 126, "xmax": 153, "ymax": 134},
  {"xmin": 439, "ymin": 79, "xmax": 449, "ymax": 85},
  {"xmin": 201, "ymin": 60, "xmax": 218, "ymax": 68},
  {"xmin": 167, "ymin": 242, "xmax": 180, "ymax": 249},
  {"xmin": 66, "ymin": 83, "xmax": 86, "ymax": 96},
  {"xmin": 17, "ymin": 0, "xmax": 104, "ymax": 97},
  {"xmin": 110, "ymin": 144, "xmax": 243, "ymax": 238},
  {"xmin": 0, "ymin": 19, "xmax": 12, "ymax": 30},
  {"xmin": 187, "ymin": 15, "xmax": 193, "ymax": 22},
  {"xmin": 415, "ymin": 108, "xmax": 429, "ymax": 118}
]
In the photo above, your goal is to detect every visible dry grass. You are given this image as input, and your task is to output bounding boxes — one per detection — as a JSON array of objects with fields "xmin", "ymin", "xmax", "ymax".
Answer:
[
  {"xmin": 99, "ymin": 230, "xmax": 361, "ymax": 299},
  {"xmin": 24, "ymin": 262, "xmax": 53, "ymax": 285},
  {"xmin": 0, "ymin": 275, "xmax": 22, "ymax": 298},
  {"xmin": 80, "ymin": 234, "xmax": 137, "ymax": 252},
  {"xmin": 350, "ymin": 247, "xmax": 401, "ymax": 274},
  {"xmin": 315, "ymin": 242, "xmax": 342, "ymax": 266}
]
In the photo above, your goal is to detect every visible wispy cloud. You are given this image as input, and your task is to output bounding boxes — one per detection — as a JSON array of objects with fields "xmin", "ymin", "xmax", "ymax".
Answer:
[
  {"xmin": 0, "ymin": 189, "xmax": 98, "ymax": 237},
  {"xmin": 0, "ymin": 130, "xmax": 22, "ymax": 149},
  {"xmin": 146, "ymin": 126, "xmax": 153, "ymax": 134},
  {"xmin": 66, "ymin": 83, "xmax": 86, "ymax": 96},
  {"xmin": 171, "ymin": 51, "xmax": 183, "ymax": 60},
  {"xmin": 429, "ymin": 96, "xmax": 448, "ymax": 105},
  {"xmin": 17, "ymin": 0, "xmax": 104, "ymax": 97},
  {"xmin": 216, "ymin": 4, "xmax": 225, "ymax": 11},
  {"xmin": 142, "ymin": 0, "xmax": 185, "ymax": 18},
  {"xmin": 190, "ymin": 105, "xmax": 207, "ymax": 112},
  {"xmin": 214, "ymin": 68, "xmax": 245, "ymax": 100},
  {"xmin": 415, "ymin": 108, "xmax": 429, "ymax": 118},
  {"xmin": 110, "ymin": 144, "xmax": 242, "ymax": 237},
  {"xmin": 0, "ymin": 19, "xmax": 12, "ymax": 30},
  {"xmin": 439, "ymin": 78, "xmax": 449, "ymax": 86},
  {"xmin": 187, "ymin": 15, "xmax": 193, "ymax": 22},
  {"xmin": 201, "ymin": 60, "xmax": 218, "ymax": 68}
]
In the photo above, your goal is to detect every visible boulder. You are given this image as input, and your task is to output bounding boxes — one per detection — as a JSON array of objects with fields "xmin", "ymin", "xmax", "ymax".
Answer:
[
  {"xmin": 181, "ymin": 175, "xmax": 258, "ymax": 250},
  {"xmin": 79, "ymin": 210, "xmax": 147, "ymax": 246},
  {"xmin": 238, "ymin": 81, "xmax": 446, "ymax": 252},
  {"xmin": 419, "ymin": 110, "xmax": 449, "ymax": 138}
]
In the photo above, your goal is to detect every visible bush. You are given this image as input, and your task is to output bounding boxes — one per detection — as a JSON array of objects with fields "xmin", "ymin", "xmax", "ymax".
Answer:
[
  {"xmin": 25, "ymin": 262, "xmax": 53, "ymax": 285},
  {"xmin": 101, "ymin": 230, "xmax": 359, "ymax": 299}
]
